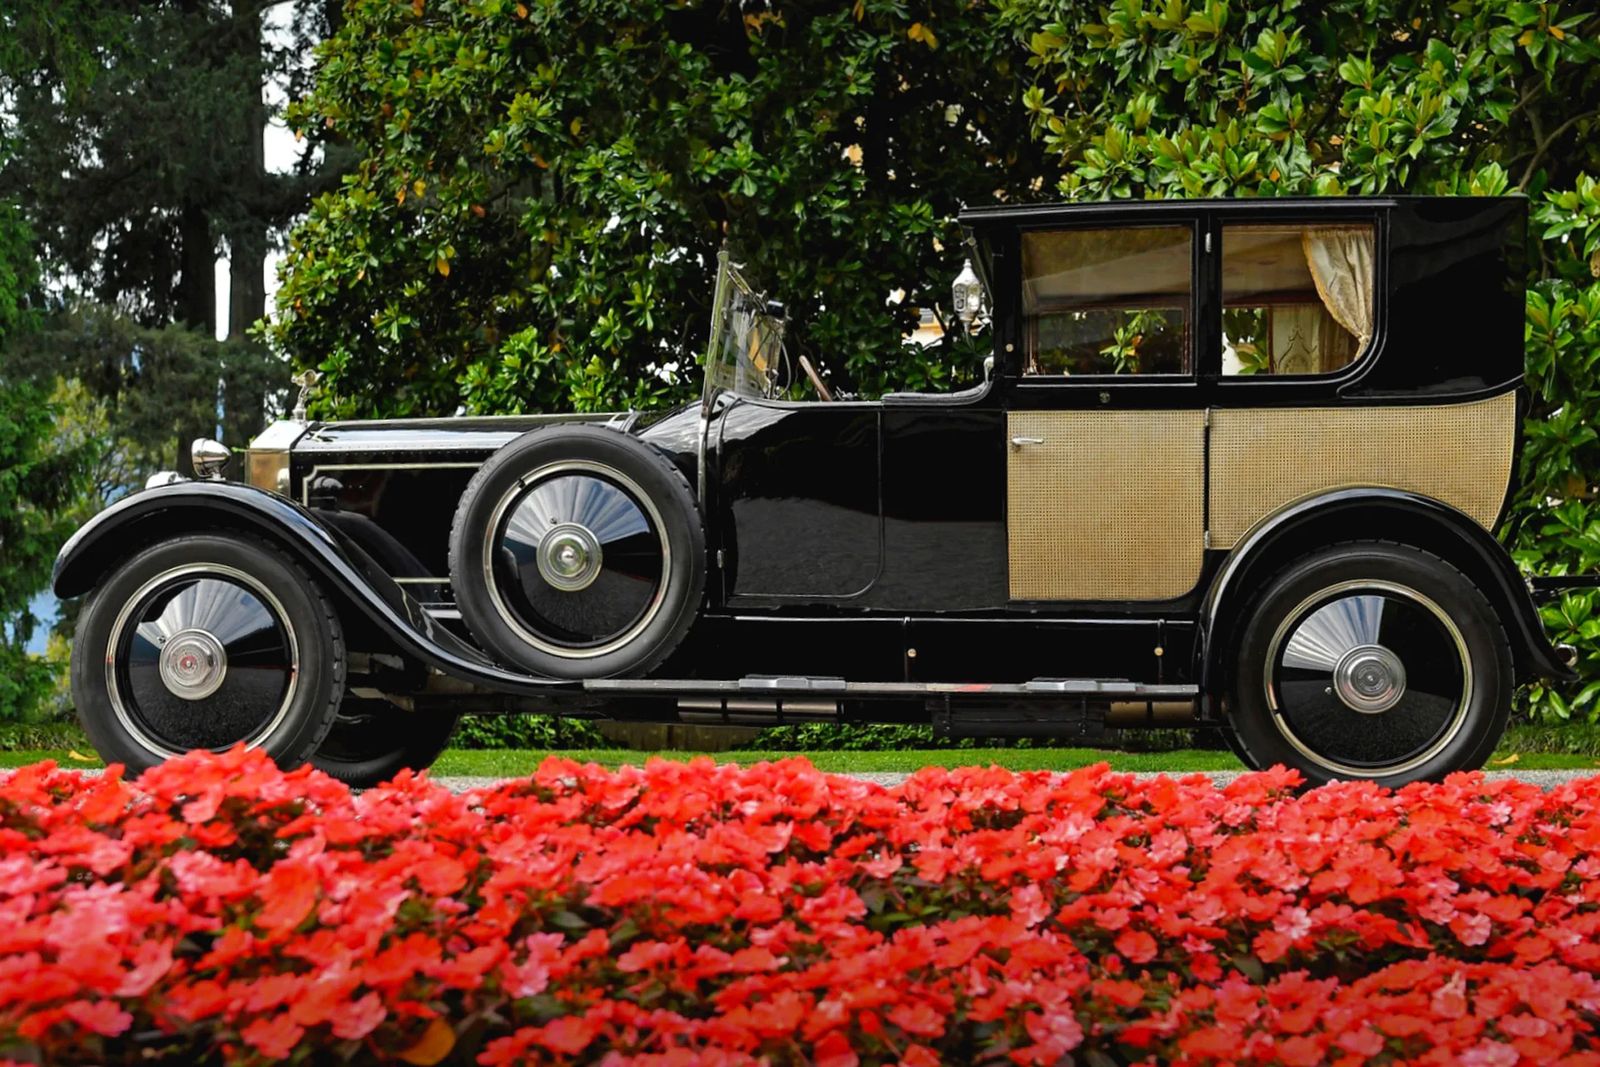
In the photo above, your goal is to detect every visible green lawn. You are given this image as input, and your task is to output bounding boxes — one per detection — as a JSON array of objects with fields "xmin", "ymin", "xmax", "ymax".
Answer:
[{"xmin": 2, "ymin": 746, "xmax": 1596, "ymax": 775}]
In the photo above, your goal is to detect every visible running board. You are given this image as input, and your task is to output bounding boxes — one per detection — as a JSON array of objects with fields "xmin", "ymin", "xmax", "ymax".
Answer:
[
  {"xmin": 584, "ymin": 676, "xmax": 1197, "ymax": 698},
  {"xmin": 583, "ymin": 676, "xmax": 1200, "ymax": 734}
]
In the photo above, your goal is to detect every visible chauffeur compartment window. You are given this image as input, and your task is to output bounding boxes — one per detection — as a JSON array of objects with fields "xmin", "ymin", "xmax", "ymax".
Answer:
[
  {"xmin": 1221, "ymin": 223, "xmax": 1376, "ymax": 376},
  {"xmin": 1020, "ymin": 225, "xmax": 1193, "ymax": 377}
]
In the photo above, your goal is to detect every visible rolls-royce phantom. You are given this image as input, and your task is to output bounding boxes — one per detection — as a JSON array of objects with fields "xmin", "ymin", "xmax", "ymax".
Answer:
[{"xmin": 54, "ymin": 195, "xmax": 1578, "ymax": 787}]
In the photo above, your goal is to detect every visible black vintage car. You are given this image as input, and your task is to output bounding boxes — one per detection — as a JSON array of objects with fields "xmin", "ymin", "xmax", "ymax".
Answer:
[{"xmin": 54, "ymin": 196, "xmax": 1579, "ymax": 787}]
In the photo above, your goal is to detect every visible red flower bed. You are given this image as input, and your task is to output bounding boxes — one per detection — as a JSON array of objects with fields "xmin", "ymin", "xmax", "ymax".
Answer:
[{"xmin": 2, "ymin": 751, "xmax": 1600, "ymax": 1065}]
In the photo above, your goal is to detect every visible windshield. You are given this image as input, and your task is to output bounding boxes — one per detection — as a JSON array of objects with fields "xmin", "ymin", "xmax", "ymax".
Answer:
[{"xmin": 701, "ymin": 249, "xmax": 787, "ymax": 414}]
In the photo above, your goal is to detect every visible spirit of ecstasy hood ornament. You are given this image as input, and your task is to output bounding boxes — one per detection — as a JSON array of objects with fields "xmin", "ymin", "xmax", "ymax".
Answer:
[{"xmin": 290, "ymin": 369, "xmax": 322, "ymax": 424}]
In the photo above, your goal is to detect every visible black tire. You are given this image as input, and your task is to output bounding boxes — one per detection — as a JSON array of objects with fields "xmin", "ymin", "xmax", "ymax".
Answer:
[
  {"xmin": 1216, "ymin": 718, "xmax": 1256, "ymax": 769},
  {"xmin": 448, "ymin": 424, "xmax": 705, "ymax": 679},
  {"xmin": 310, "ymin": 698, "xmax": 459, "ymax": 788},
  {"xmin": 71, "ymin": 533, "xmax": 345, "ymax": 776},
  {"xmin": 1227, "ymin": 542, "xmax": 1512, "ymax": 788}
]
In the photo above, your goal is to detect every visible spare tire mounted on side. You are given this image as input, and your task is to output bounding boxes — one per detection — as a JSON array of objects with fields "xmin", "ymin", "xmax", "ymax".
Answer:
[{"xmin": 447, "ymin": 424, "xmax": 705, "ymax": 679}]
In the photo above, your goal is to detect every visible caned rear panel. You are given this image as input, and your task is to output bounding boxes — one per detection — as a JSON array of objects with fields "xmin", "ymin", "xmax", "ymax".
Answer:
[
  {"xmin": 1207, "ymin": 391, "xmax": 1516, "ymax": 548},
  {"xmin": 1007, "ymin": 410, "xmax": 1205, "ymax": 601}
]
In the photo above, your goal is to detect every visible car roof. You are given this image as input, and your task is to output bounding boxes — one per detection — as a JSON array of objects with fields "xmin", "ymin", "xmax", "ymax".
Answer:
[{"xmin": 957, "ymin": 194, "xmax": 1523, "ymax": 227}]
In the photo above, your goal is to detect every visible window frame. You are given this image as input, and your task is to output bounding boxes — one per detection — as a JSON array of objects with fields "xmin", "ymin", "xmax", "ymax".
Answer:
[
  {"xmin": 1011, "ymin": 217, "xmax": 1203, "ymax": 385},
  {"xmin": 1202, "ymin": 208, "xmax": 1388, "ymax": 386}
]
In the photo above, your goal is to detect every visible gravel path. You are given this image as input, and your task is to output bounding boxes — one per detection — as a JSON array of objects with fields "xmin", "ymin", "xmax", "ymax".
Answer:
[{"xmin": 431, "ymin": 768, "xmax": 1597, "ymax": 793}]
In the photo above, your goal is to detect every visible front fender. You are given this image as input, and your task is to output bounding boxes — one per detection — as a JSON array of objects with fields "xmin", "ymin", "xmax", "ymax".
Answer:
[
  {"xmin": 54, "ymin": 482, "xmax": 575, "ymax": 696},
  {"xmin": 1199, "ymin": 487, "xmax": 1575, "ymax": 695}
]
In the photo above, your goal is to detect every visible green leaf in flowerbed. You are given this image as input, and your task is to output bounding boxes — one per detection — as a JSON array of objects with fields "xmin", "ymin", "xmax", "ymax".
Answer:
[{"xmin": 2, "ymin": 749, "xmax": 1600, "ymax": 1064}]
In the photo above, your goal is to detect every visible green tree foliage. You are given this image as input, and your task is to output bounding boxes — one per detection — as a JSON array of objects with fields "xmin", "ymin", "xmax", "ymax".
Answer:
[
  {"xmin": 0, "ymin": 206, "xmax": 100, "ymax": 722},
  {"xmin": 9, "ymin": 310, "xmax": 290, "ymax": 487},
  {"xmin": 269, "ymin": 0, "xmax": 1053, "ymax": 416},
  {"xmin": 993, "ymin": 0, "xmax": 1600, "ymax": 721}
]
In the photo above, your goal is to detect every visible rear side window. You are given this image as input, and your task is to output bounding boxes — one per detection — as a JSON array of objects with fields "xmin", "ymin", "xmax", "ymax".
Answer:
[
  {"xmin": 1021, "ymin": 226, "xmax": 1192, "ymax": 376},
  {"xmin": 1221, "ymin": 223, "xmax": 1376, "ymax": 376}
]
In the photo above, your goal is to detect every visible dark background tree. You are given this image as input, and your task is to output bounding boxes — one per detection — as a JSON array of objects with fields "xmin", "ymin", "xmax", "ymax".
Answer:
[
  {"xmin": 0, "ymin": 0, "xmax": 347, "ymax": 721},
  {"xmin": 267, "ymin": 0, "xmax": 1056, "ymax": 417},
  {"xmin": 0, "ymin": 0, "xmax": 352, "ymax": 471},
  {"xmin": 0, "ymin": 204, "xmax": 99, "ymax": 722}
]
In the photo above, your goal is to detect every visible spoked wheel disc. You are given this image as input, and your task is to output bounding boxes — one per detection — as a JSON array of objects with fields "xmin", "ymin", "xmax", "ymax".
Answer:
[
  {"xmin": 449, "ymin": 424, "xmax": 706, "ymax": 679},
  {"xmin": 106, "ymin": 564, "xmax": 300, "ymax": 758},
  {"xmin": 1263, "ymin": 579, "xmax": 1471, "ymax": 778},
  {"xmin": 485, "ymin": 462, "xmax": 671, "ymax": 657}
]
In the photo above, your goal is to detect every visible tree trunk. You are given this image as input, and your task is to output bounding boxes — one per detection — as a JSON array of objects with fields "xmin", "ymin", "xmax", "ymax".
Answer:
[
  {"xmin": 222, "ymin": 2, "xmax": 269, "ymax": 449},
  {"xmin": 173, "ymin": 201, "xmax": 216, "ymax": 474},
  {"xmin": 176, "ymin": 201, "xmax": 214, "ymax": 334}
]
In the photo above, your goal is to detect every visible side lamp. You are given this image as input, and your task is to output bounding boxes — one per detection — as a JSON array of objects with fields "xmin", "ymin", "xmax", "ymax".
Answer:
[
  {"xmin": 191, "ymin": 438, "xmax": 230, "ymax": 481},
  {"xmin": 951, "ymin": 258, "xmax": 987, "ymax": 330}
]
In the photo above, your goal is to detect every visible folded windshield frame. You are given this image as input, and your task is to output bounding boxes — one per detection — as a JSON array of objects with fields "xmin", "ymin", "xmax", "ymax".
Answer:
[{"xmin": 701, "ymin": 249, "xmax": 787, "ymax": 418}]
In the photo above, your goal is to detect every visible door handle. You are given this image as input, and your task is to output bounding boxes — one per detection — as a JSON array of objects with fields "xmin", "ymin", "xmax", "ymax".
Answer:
[{"xmin": 1010, "ymin": 436, "xmax": 1045, "ymax": 450}]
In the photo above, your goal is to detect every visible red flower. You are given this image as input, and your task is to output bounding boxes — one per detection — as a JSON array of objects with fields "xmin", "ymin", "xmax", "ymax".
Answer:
[
  {"xmin": 62, "ymin": 999, "xmax": 131, "ymax": 1037},
  {"xmin": 1114, "ymin": 930, "xmax": 1158, "ymax": 965},
  {"xmin": 532, "ymin": 1013, "xmax": 602, "ymax": 1055},
  {"xmin": 2, "ymin": 751, "xmax": 1600, "ymax": 1065},
  {"xmin": 241, "ymin": 1012, "xmax": 305, "ymax": 1059}
]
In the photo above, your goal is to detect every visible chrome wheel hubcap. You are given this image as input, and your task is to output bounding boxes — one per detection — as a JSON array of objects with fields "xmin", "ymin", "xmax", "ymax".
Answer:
[
  {"xmin": 1265, "ymin": 579, "xmax": 1471, "ymax": 777},
  {"xmin": 485, "ymin": 461, "xmax": 672, "ymax": 658},
  {"xmin": 1331, "ymin": 643, "xmax": 1406, "ymax": 714},
  {"xmin": 105, "ymin": 563, "xmax": 300, "ymax": 759},
  {"xmin": 157, "ymin": 627, "xmax": 228, "ymax": 700},
  {"xmin": 536, "ymin": 522, "xmax": 604, "ymax": 591}
]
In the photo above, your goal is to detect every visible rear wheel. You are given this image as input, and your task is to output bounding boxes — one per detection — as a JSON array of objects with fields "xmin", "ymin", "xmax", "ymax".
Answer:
[
  {"xmin": 71, "ymin": 534, "xmax": 344, "ymax": 775},
  {"xmin": 1227, "ymin": 542, "xmax": 1512, "ymax": 788},
  {"xmin": 310, "ymin": 698, "xmax": 458, "ymax": 788}
]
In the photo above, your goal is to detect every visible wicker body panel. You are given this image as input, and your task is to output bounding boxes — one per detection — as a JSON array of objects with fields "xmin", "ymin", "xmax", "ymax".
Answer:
[
  {"xmin": 1007, "ymin": 410, "xmax": 1205, "ymax": 600},
  {"xmin": 1208, "ymin": 390, "xmax": 1516, "ymax": 548}
]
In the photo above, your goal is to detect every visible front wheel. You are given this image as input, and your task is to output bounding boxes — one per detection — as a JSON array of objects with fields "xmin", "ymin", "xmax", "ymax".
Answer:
[
  {"xmin": 1226, "ymin": 542, "xmax": 1512, "ymax": 788},
  {"xmin": 71, "ymin": 534, "xmax": 345, "ymax": 775}
]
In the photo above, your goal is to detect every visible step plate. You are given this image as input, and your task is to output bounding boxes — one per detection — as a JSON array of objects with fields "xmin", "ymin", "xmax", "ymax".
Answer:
[{"xmin": 586, "ymin": 676, "xmax": 1198, "ymax": 702}]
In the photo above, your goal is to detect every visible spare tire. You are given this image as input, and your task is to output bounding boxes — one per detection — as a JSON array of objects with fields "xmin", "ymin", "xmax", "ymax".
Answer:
[{"xmin": 448, "ymin": 424, "xmax": 705, "ymax": 679}]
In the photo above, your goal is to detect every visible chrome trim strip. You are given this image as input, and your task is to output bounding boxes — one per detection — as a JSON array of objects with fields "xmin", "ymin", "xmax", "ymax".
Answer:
[
  {"xmin": 294, "ymin": 441, "xmax": 518, "ymax": 455},
  {"xmin": 313, "ymin": 412, "xmax": 618, "ymax": 429}
]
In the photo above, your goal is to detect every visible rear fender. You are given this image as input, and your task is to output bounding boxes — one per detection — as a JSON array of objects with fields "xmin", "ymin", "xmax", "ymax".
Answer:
[
  {"xmin": 1199, "ymin": 487, "xmax": 1574, "ymax": 698},
  {"xmin": 53, "ymin": 482, "xmax": 573, "ymax": 696}
]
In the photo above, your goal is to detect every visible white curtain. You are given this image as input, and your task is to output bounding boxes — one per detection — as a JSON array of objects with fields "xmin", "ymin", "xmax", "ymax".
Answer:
[
  {"xmin": 1302, "ymin": 226, "xmax": 1375, "ymax": 355},
  {"xmin": 1270, "ymin": 305, "xmax": 1337, "ymax": 376}
]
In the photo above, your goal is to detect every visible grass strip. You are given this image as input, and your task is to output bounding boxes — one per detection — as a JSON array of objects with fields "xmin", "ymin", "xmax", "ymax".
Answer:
[{"xmin": 2, "ymin": 747, "xmax": 1595, "ymax": 774}]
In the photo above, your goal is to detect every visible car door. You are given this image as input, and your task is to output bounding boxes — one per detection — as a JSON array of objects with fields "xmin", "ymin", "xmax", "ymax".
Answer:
[
  {"xmin": 1003, "ymin": 215, "xmax": 1208, "ymax": 602},
  {"xmin": 713, "ymin": 397, "xmax": 883, "ymax": 602}
]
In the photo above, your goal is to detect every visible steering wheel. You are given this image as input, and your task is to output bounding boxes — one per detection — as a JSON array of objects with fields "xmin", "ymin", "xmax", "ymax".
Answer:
[{"xmin": 798, "ymin": 354, "xmax": 836, "ymax": 402}]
